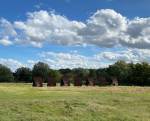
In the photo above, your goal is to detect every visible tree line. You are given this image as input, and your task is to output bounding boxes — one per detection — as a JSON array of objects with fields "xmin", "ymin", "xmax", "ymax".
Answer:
[{"xmin": 0, "ymin": 60, "xmax": 150, "ymax": 86}]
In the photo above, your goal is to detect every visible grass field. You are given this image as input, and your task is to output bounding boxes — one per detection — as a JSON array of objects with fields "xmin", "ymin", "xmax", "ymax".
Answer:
[{"xmin": 0, "ymin": 84, "xmax": 150, "ymax": 121}]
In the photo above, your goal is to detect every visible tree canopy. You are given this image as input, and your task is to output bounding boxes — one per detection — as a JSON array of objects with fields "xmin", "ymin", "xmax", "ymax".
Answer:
[
  {"xmin": 32, "ymin": 62, "xmax": 49, "ymax": 80},
  {"xmin": 14, "ymin": 67, "xmax": 32, "ymax": 83},
  {"xmin": 0, "ymin": 60, "xmax": 150, "ymax": 86},
  {"xmin": 0, "ymin": 64, "xmax": 14, "ymax": 82}
]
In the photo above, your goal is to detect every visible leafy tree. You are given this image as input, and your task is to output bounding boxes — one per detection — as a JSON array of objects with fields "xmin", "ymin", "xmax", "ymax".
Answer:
[
  {"xmin": 59, "ymin": 69, "xmax": 72, "ymax": 86},
  {"xmin": 88, "ymin": 69, "xmax": 97, "ymax": 79},
  {"xmin": 87, "ymin": 69, "xmax": 97, "ymax": 85},
  {"xmin": 32, "ymin": 62, "xmax": 49, "ymax": 82},
  {"xmin": 0, "ymin": 60, "xmax": 149, "ymax": 86},
  {"xmin": 96, "ymin": 68, "xmax": 110, "ymax": 85},
  {"xmin": 14, "ymin": 67, "xmax": 32, "ymax": 83},
  {"xmin": 72, "ymin": 68, "xmax": 86, "ymax": 86},
  {"xmin": 128, "ymin": 62, "xmax": 150, "ymax": 86},
  {"xmin": 0, "ymin": 64, "xmax": 14, "ymax": 82},
  {"xmin": 48, "ymin": 69, "xmax": 61, "ymax": 83},
  {"xmin": 59, "ymin": 69, "xmax": 72, "ymax": 77},
  {"xmin": 73, "ymin": 68, "xmax": 87, "ymax": 79},
  {"xmin": 107, "ymin": 60, "xmax": 129, "ymax": 85},
  {"xmin": 59, "ymin": 69, "xmax": 72, "ymax": 75},
  {"xmin": 96, "ymin": 68, "xmax": 108, "ymax": 78}
]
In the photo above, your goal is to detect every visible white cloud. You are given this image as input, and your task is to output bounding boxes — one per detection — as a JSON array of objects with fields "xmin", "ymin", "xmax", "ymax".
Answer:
[
  {"xmin": 38, "ymin": 51, "xmax": 107, "ymax": 69},
  {"xmin": 34, "ymin": 3, "xmax": 43, "ymax": 9},
  {"xmin": 0, "ymin": 48, "xmax": 150, "ymax": 71},
  {"xmin": 14, "ymin": 9, "xmax": 127, "ymax": 48},
  {"xmin": 0, "ymin": 37, "xmax": 13, "ymax": 46},
  {"xmin": 79, "ymin": 9, "xmax": 127, "ymax": 47},
  {"xmin": 0, "ymin": 52, "xmax": 106, "ymax": 71},
  {"xmin": 37, "ymin": 49, "xmax": 150, "ymax": 69},
  {"xmin": 0, "ymin": 58, "xmax": 25, "ymax": 71},
  {"xmin": 0, "ymin": 9, "xmax": 150, "ymax": 49},
  {"xmin": 12, "ymin": 9, "xmax": 150, "ymax": 49},
  {"xmin": 0, "ymin": 18, "xmax": 17, "ymax": 37},
  {"xmin": 14, "ymin": 10, "xmax": 85, "ymax": 47},
  {"xmin": 0, "ymin": 18, "xmax": 16, "ymax": 46},
  {"xmin": 0, "ymin": 9, "xmax": 150, "ymax": 69},
  {"xmin": 95, "ymin": 48, "xmax": 150, "ymax": 63},
  {"xmin": 120, "ymin": 17, "xmax": 150, "ymax": 49}
]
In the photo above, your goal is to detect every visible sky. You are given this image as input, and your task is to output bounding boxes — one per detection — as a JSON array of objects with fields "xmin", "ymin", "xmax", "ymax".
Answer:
[{"xmin": 0, "ymin": 0, "xmax": 150, "ymax": 71}]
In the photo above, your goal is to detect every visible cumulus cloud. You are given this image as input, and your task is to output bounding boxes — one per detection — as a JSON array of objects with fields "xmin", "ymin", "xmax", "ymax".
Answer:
[
  {"xmin": 14, "ymin": 10, "xmax": 85, "ymax": 47},
  {"xmin": 13, "ymin": 9, "xmax": 127, "ymax": 48},
  {"xmin": 120, "ymin": 17, "xmax": 150, "ymax": 49},
  {"xmin": 0, "ymin": 18, "xmax": 16, "ymax": 46},
  {"xmin": 38, "ymin": 51, "xmax": 106, "ymax": 69},
  {"xmin": 0, "ymin": 52, "xmax": 108, "ymax": 71},
  {"xmin": 79, "ymin": 9, "xmax": 127, "ymax": 47},
  {"xmin": 36, "ymin": 49, "xmax": 150, "ymax": 69},
  {"xmin": 95, "ymin": 48, "xmax": 150, "ymax": 63},
  {"xmin": 0, "ymin": 18, "xmax": 17, "ymax": 37},
  {"xmin": 0, "ymin": 58, "xmax": 25, "ymax": 71},
  {"xmin": 0, "ymin": 37, "xmax": 13, "ymax": 46},
  {"xmin": 0, "ymin": 9, "xmax": 150, "ymax": 49},
  {"xmin": 1, "ymin": 9, "xmax": 150, "ymax": 69},
  {"xmin": 1, "ymin": 48, "xmax": 150, "ymax": 71}
]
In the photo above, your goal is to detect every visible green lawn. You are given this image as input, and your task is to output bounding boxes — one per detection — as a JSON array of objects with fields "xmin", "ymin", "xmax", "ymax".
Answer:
[{"xmin": 0, "ymin": 83, "xmax": 150, "ymax": 121}]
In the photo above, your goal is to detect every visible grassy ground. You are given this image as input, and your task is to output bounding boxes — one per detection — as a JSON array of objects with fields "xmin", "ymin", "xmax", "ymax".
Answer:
[{"xmin": 0, "ymin": 83, "xmax": 149, "ymax": 121}]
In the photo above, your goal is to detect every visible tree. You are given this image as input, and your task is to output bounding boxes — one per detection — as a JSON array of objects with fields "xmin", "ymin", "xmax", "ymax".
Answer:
[
  {"xmin": 59, "ymin": 69, "xmax": 72, "ymax": 86},
  {"xmin": 47, "ymin": 69, "xmax": 61, "ymax": 86},
  {"xmin": 72, "ymin": 68, "xmax": 85, "ymax": 86},
  {"xmin": 96, "ymin": 68, "xmax": 110, "ymax": 86},
  {"xmin": 14, "ymin": 67, "xmax": 32, "ymax": 83},
  {"xmin": 0, "ymin": 64, "xmax": 14, "ymax": 82},
  {"xmin": 107, "ymin": 60, "xmax": 129, "ymax": 85},
  {"xmin": 128, "ymin": 62, "xmax": 150, "ymax": 86},
  {"xmin": 32, "ymin": 62, "xmax": 49, "ymax": 80},
  {"xmin": 32, "ymin": 62, "xmax": 49, "ymax": 87},
  {"xmin": 86, "ymin": 69, "xmax": 97, "ymax": 86},
  {"xmin": 141, "ymin": 62, "xmax": 150, "ymax": 86}
]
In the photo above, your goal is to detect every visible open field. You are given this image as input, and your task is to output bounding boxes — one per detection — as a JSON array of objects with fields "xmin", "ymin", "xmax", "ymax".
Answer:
[{"xmin": 0, "ymin": 83, "xmax": 150, "ymax": 121}]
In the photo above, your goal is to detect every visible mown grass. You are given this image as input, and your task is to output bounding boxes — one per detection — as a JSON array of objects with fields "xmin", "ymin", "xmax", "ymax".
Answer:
[{"xmin": 0, "ymin": 83, "xmax": 150, "ymax": 121}]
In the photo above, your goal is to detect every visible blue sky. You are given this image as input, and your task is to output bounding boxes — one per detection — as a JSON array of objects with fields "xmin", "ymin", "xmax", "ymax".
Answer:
[
  {"xmin": 0, "ymin": 0, "xmax": 150, "ymax": 71},
  {"xmin": 0, "ymin": 0, "xmax": 150, "ymax": 21}
]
